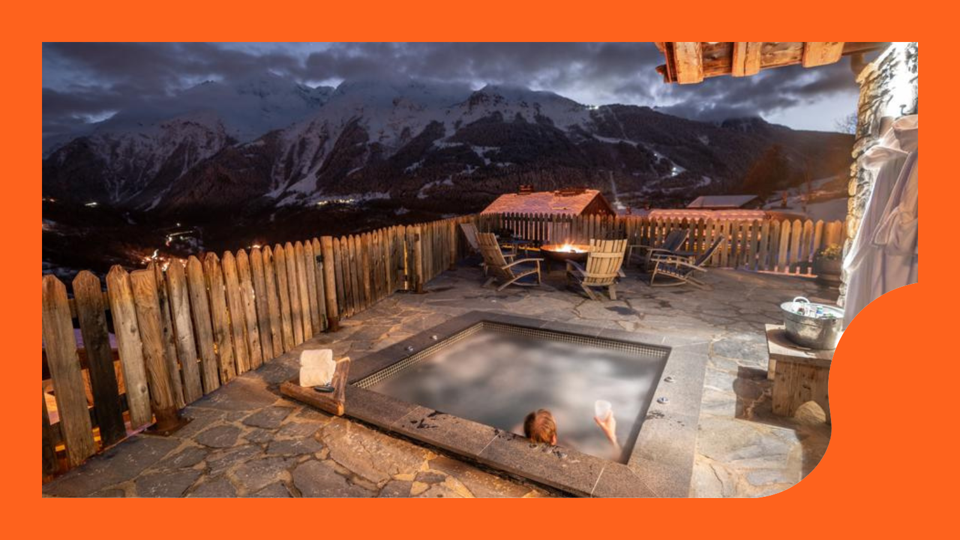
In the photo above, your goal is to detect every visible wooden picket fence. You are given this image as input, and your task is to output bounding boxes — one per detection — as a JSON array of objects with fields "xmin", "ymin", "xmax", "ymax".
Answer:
[
  {"xmin": 478, "ymin": 212, "xmax": 845, "ymax": 275},
  {"xmin": 41, "ymin": 210, "xmax": 839, "ymax": 477},
  {"xmin": 41, "ymin": 216, "xmax": 474, "ymax": 477}
]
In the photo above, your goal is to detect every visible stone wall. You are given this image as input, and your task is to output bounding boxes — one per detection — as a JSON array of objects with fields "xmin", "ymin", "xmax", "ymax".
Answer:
[{"xmin": 839, "ymin": 43, "xmax": 918, "ymax": 305}]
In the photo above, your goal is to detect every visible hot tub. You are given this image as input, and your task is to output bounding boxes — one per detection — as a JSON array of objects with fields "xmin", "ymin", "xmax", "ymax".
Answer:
[
  {"xmin": 342, "ymin": 312, "xmax": 702, "ymax": 497},
  {"xmin": 356, "ymin": 321, "xmax": 668, "ymax": 462}
]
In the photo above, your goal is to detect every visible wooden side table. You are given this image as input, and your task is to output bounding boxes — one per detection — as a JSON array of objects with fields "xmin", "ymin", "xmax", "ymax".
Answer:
[{"xmin": 765, "ymin": 324, "xmax": 833, "ymax": 425}]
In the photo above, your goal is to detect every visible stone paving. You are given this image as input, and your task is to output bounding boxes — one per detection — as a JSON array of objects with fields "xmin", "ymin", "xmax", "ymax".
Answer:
[{"xmin": 43, "ymin": 263, "xmax": 834, "ymax": 498}]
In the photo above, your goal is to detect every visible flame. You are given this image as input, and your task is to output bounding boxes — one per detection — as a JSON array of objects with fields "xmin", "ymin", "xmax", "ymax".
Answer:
[{"xmin": 556, "ymin": 243, "xmax": 586, "ymax": 254}]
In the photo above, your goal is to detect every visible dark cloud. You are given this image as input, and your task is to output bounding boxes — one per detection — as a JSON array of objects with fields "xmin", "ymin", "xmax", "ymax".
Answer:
[
  {"xmin": 656, "ymin": 58, "xmax": 860, "ymax": 126},
  {"xmin": 42, "ymin": 42, "xmax": 861, "ymax": 139},
  {"xmin": 44, "ymin": 42, "xmax": 305, "ymax": 90}
]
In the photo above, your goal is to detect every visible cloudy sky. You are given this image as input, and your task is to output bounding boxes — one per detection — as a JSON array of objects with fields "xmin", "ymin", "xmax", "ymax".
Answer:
[{"xmin": 43, "ymin": 42, "xmax": 862, "ymax": 139}]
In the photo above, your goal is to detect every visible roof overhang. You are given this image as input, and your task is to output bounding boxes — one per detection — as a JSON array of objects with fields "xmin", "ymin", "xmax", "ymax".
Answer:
[{"xmin": 655, "ymin": 42, "xmax": 889, "ymax": 84}]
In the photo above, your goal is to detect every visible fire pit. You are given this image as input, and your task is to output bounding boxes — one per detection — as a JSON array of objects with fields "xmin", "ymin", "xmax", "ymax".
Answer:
[{"xmin": 541, "ymin": 243, "xmax": 591, "ymax": 271}]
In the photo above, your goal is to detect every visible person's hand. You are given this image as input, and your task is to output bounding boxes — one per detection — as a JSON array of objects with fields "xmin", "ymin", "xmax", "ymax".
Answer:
[{"xmin": 595, "ymin": 412, "xmax": 617, "ymax": 442}]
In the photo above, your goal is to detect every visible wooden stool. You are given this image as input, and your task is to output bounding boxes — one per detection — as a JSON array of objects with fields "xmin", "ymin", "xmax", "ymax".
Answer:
[{"xmin": 765, "ymin": 324, "xmax": 833, "ymax": 424}]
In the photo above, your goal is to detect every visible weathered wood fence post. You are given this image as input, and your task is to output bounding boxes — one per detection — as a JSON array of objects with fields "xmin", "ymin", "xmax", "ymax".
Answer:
[
  {"xmin": 320, "ymin": 236, "xmax": 340, "ymax": 331},
  {"xmin": 72, "ymin": 271, "xmax": 125, "ymax": 446},
  {"xmin": 130, "ymin": 269, "xmax": 183, "ymax": 434},
  {"xmin": 106, "ymin": 266, "xmax": 153, "ymax": 429},
  {"xmin": 42, "ymin": 392, "xmax": 58, "ymax": 476},
  {"xmin": 42, "ymin": 276, "xmax": 96, "ymax": 467},
  {"xmin": 449, "ymin": 219, "xmax": 458, "ymax": 271},
  {"xmin": 414, "ymin": 226, "xmax": 424, "ymax": 294}
]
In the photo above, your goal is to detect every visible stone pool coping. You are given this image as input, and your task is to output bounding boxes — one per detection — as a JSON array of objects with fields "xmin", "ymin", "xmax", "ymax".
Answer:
[{"xmin": 342, "ymin": 311, "xmax": 708, "ymax": 497}]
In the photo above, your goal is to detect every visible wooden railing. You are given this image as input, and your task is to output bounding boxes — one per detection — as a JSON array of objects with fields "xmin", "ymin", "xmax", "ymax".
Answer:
[
  {"xmin": 42, "ymin": 216, "xmax": 474, "ymax": 477},
  {"xmin": 41, "ymin": 211, "xmax": 840, "ymax": 477},
  {"xmin": 477, "ymin": 213, "xmax": 845, "ymax": 275}
]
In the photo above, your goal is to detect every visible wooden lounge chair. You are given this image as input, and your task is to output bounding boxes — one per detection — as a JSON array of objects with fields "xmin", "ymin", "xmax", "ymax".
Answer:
[
  {"xmin": 649, "ymin": 237, "xmax": 725, "ymax": 288},
  {"xmin": 566, "ymin": 238, "xmax": 628, "ymax": 301},
  {"xmin": 460, "ymin": 223, "xmax": 482, "ymax": 253},
  {"xmin": 477, "ymin": 232, "xmax": 542, "ymax": 291},
  {"xmin": 462, "ymin": 223, "xmax": 515, "ymax": 274},
  {"xmin": 628, "ymin": 229, "xmax": 690, "ymax": 270}
]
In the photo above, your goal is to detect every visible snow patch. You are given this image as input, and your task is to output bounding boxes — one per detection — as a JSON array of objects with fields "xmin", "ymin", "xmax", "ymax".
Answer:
[
  {"xmin": 593, "ymin": 135, "xmax": 638, "ymax": 147},
  {"xmin": 471, "ymin": 146, "xmax": 498, "ymax": 165},
  {"xmin": 417, "ymin": 177, "xmax": 454, "ymax": 199}
]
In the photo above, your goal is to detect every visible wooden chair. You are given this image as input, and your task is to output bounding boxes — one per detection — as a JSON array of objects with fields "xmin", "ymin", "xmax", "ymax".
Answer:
[
  {"xmin": 462, "ymin": 223, "xmax": 515, "ymax": 275},
  {"xmin": 649, "ymin": 237, "xmax": 725, "ymax": 288},
  {"xmin": 460, "ymin": 223, "xmax": 482, "ymax": 253},
  {"xmin": 477, "ymin": 232, "xmax": 542, "ymax": 291},
  {"xmin": 628, "ymin": 229, "xmax": 691, "ymax": 270},
  {"xmin": 566, "ymin": 239, "xmax": 628, "ymax": 301}
]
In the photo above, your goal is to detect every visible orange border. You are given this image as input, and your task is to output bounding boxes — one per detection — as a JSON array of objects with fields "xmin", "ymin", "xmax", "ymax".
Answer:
[{"xmin": 12, "ymin": 3, "xmax": 947, "ymax": 537}]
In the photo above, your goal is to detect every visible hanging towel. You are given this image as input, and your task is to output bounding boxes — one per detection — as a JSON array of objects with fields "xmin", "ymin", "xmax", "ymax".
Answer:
[
  {"xmin": 844, "ymin": 115, "xmax": 918, "ymax": 328},
  {"xmin": 873, "ymin": 149, "xmax": 918, "ymax": 288}
]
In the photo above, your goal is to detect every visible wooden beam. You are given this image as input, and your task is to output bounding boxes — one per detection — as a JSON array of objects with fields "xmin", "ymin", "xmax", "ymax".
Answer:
[
  {"xmin": 732, "ymin": 42, "xmax": 763, "ymax": 77},
  {"xmin": 672, "ymin": 42, "xmax": 704, "ymax": 84},
  {"xmin": 657, "ymin": 42, "xmax": 886, "ymax": 84},
  {"xmin": 802, "ymin": 42, "xmax": 845, "ymax": 68}
]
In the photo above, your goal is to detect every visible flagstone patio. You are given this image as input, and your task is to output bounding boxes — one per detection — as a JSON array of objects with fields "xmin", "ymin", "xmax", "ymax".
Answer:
[{"xmin": 43, "ymin": 265, "xmax": 834, "ymax": 498}]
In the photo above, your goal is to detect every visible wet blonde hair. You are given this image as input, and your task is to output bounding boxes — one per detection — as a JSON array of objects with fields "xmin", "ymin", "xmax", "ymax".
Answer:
[{"xmin": 524, "ymin": 409, "xmax": 557, "ymax": 444}]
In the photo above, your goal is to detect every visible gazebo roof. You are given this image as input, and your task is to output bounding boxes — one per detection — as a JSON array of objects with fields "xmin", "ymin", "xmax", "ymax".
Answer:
[{"xmin": 655, "ymin": 42, "xmax": 889, "ymax": 84}]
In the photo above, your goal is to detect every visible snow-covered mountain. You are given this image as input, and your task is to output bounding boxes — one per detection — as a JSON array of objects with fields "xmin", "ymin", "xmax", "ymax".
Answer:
[{"xmin": 43, "ymin": 77, "xmax": 853, "ymax": 214}]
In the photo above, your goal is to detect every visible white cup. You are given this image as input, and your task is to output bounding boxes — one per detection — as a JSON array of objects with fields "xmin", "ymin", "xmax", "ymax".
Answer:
[{"xmin": 595, "ymin": 400, "xmax": 612, "ymax": 421}]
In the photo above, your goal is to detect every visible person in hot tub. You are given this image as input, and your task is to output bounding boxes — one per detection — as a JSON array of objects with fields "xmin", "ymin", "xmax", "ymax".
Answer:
[{"xmin": 523, "ymin": 408, "xmax": 621, "ymax": 451}]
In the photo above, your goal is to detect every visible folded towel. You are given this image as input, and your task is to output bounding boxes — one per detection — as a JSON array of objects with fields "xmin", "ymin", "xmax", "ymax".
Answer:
[{"xmin": 300, "ymin": 349, "xmax": 336, "ymax": 388}]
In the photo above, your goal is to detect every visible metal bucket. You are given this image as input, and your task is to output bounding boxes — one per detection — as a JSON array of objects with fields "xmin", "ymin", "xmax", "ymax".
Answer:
[{"xmin": 780, "ymin": 297, "xmax": 844, "ymax": 350}]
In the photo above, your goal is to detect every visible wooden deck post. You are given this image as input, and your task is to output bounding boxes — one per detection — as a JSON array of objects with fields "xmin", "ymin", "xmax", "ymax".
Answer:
[{"xmin": 320, "ymin": 236, "xmax": 340, "ymax": 332}]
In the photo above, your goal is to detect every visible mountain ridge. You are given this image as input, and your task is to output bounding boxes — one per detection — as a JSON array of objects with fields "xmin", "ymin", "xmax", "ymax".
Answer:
[{"xmin": 43, "ymin": 77, "xmax": 853, "ymax": 215}]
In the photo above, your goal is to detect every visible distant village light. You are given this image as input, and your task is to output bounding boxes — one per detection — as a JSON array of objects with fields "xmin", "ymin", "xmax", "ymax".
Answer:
[{"xmin": 317, "ymin": 197, "xmax": 358, "ymax": 207}]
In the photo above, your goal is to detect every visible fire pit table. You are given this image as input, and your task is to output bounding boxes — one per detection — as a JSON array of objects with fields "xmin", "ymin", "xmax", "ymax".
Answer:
[{"xmin": 540, "ymin": 243, "xmax": 591, "ymax": 273}]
